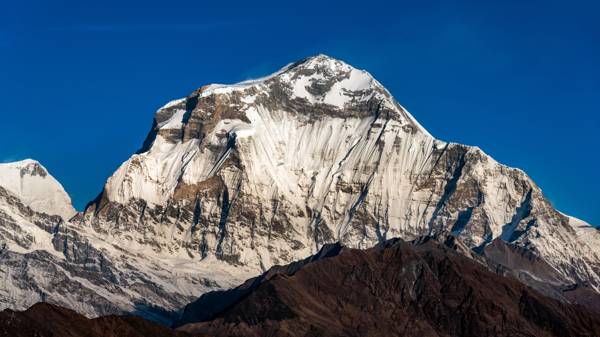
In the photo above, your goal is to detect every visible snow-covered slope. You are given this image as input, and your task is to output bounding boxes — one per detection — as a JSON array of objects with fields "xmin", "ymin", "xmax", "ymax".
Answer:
[
  {"xmin": 81, "ymin": 54, "xmax": 600, "ymax": 292},
  {"xmin": 1, "ymin": 54, "xmax": 599, "ymax": 323},
  {"xmin": 0, "ymin": 160, "xmax": 75, "ymax": 219}
]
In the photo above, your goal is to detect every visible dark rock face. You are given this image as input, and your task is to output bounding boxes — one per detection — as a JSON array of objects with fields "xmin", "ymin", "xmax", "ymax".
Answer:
[
  {"xmin": 177, "ymin": 239, "xmax": 600, "ymax": 337},
  {"xmin": 0, "ymin": 303, "xmax": 192, "ymax": 337}
]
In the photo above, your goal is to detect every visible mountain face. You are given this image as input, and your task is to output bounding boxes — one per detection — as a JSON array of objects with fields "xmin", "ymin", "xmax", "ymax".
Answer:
[
  {"xmin": 0, "ymin": 54, "xmax": 599, "ymax": 323},
  {"xmin": 81, "ymin": 54, "xmax": 600, "ymax": 291}
]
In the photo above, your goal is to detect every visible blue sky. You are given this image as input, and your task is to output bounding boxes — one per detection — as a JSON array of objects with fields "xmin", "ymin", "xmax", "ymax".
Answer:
[{"xmin": 1, "ymin": 0, "xmax": 599, "ymax": 225}]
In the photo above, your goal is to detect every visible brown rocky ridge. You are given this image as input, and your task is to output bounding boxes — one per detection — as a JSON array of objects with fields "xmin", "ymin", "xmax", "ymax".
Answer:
[
  {"xmin": 0, "ymin": 302, "xmax": 194, "ymax": 337},
  {"xmin": 176, "ymin": 236, "xmax": 600, "ymax": 337}
]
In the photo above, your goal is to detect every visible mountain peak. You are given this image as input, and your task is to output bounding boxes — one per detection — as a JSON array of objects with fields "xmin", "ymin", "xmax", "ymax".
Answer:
[
  {"xmin": 3, "ymin": 159, "xmax": 48, "ymax": 178},
  {"xmin": 273, "ymin": 54, "xmax": 381, "ymax": 109},
  {"xmin": 182, "ymin": 54, "xmax": 377, "ymax": 106},
  {"xmin": 0, "ymin": 159, "xmax": 75, "ymax": 219},
  {"xmin": 288, "ymin": 54, "xmax": 362, "ymax": 75},
  {"xmin": 150, "ymin": 54, "xmax": 429, "ymax": 145}
]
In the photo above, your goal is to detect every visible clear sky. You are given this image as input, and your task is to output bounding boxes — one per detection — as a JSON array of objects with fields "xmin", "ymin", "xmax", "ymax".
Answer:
[{"xmin": 1, "ymin": 0, "xmax": 599, "ymax": 225}]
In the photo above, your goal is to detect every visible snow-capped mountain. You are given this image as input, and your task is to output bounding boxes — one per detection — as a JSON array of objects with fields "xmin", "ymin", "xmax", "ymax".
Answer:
[
  {"xmin": 1, "ymin": 54, "xmax": 599, "ymax": 323},
  {"xmin": 0, "ymin": 160, "xmax": 75, "ymax": 219},
  {"xmin": 81, "ymin": 54, "xmax": 600, "ymax": 291}
]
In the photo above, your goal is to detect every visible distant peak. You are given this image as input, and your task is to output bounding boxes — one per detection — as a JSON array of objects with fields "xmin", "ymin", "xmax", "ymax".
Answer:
[
  {"xmin": 0, "ymin": 158, "xmax": 75, "ymax": 219},
  {"xmin": 0, "ymin": 159, "xmax": 47, "ymax": 178}
]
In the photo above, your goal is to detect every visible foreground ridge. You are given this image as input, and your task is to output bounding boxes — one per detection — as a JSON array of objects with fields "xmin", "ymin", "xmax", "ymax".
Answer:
[
  {"xmin": 0, "ymin": 302, "xmax": 191, "ymax": 337},
  {"xmin": 177, "ymin": 238, "xmax": 600, "ymax": 337},
  {"xmin": 2, "ymin": 238, "xmax": 599, "ymax": 337}
]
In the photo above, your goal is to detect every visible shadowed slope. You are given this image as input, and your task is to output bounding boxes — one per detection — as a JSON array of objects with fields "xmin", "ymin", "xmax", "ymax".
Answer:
[
  {"xmin": 178, "ymin": 238, "xmax": 600, "ymax": 337},
  {"xmin": 0, "ymin": 303, "xmax": 194, "ymax": 337}
]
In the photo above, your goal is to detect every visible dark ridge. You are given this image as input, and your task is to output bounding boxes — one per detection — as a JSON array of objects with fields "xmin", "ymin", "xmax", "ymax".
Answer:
[
  {"xmin": 175, "ymin": 242, "xmax": 344, "ymax": 327},
  {"xmin": 177, "ymin": 238, "xmax": 600, "ymax": 337},
  {"xmin": 0, "ymin": 302, "xmax": 194, "ymax": 337}
]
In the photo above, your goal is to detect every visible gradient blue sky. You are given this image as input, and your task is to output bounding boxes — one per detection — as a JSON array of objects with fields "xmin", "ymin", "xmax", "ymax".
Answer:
[{"xmin": 1, "ymin": 0, "xmax": 599, "ymax": 225}]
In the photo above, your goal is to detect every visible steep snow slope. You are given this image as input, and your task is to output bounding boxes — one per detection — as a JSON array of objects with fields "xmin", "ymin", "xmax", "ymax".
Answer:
[
  {"xmin": 81, "ymin": 54, "xmax": 600, "ymax": 293},
  {"xmin": 0, "ymin": 160, "xmax": 75, "ymax": 219}
]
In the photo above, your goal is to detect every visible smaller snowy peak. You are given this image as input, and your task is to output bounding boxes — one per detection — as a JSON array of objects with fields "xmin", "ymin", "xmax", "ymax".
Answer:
[
  {"xmin": 0, "ymin": 159, "xmax": 76, "ymax": 219},
  {"xmin": 0, "ymin": 159, "xmax": 48, "ymax": 178}
]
